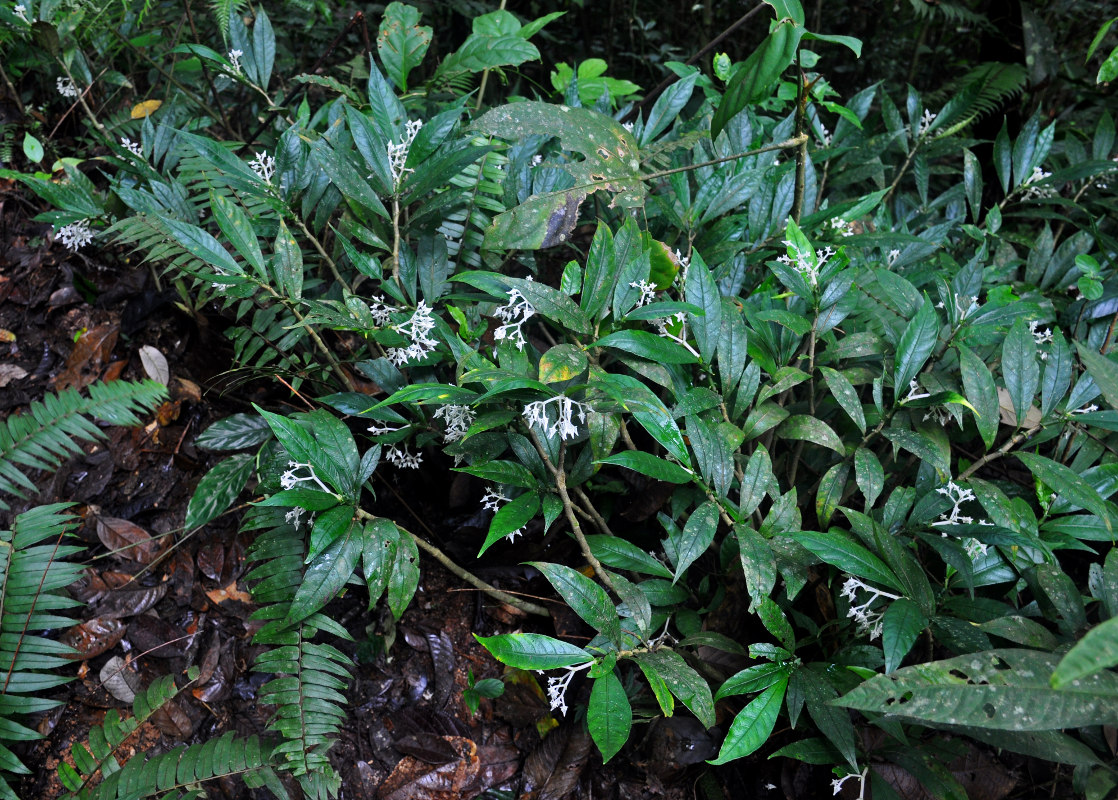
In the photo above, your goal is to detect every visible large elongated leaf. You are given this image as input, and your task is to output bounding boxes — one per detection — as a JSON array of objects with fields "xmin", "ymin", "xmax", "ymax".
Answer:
[
  {"xmin": 958, "ymin": 345, "xmax": 1000, "ymax": 449},
  {"xmin": 632, "ymin": 649, "xmax": 715, "ymax": 727},
  {"xmin": 588, "ymin": 670, "xmax": 631, "ymax": 763},
  {"xmin": 708, "ymin": 678, "xmax": 788, "ymax": 764},
  {"xmin": 184, "ymin": 453, "xmax": 253, "ymax": 531},
  {"xmin": 1052, "ymin": 616, "xmax": 1118, "ymax": 687},
  {"xmin": 529, "ymin": 562, "xmax": 621, "ymax": 645},
  {"xmin": 893, "ymin": 298, "xmax": 938, "ymax": 399},
  {"xmin": 475, "ymin": 633, "xmax": 592, "ymax": 670},
  {"xmin": 1017, "ymin": 452, "xmax": 1113, "ymax": 533},
  {"xmin": 1002, "ymin": 317, "xmax": 1039, "ymax": 426},
  {"xmin": 288, "ymin": 516, "xmax": 360, "ymax": 624},
  {"xmin": 664, "ymin": 501, "xmax": 719, "ymax": 584},
  {"xmin": 377, "ymin": 2, "xmax": 432, "ymax": 92},
  {"xmin": 793, "ymin": 530, "xmax": 903, "ymax": 593}
]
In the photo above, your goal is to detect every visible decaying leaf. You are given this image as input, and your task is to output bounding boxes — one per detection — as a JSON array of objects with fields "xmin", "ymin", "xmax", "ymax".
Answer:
[
  {"xmin": 62, "ymin": 617, "xmax": 127, "ymax": 659},
  {"xmin": 99, "ymin": 655, "xmax": 141, "ymax": 703},
  {"xmin": 95, "ymin": 515, "xmax": 168, "ymax": 564},
  {"xmin": 522, "ymin": 723, "xmax": 592, "ymax": 800}
]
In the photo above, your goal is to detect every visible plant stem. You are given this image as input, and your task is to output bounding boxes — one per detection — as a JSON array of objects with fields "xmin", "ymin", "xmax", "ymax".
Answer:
[
  {"xmin": 292, "ymin": 216, "xmax": 351, "ymax": 293},
  {"xmin": 958, "ymin": 424, "xmax": 1043, "ymax": 482}
]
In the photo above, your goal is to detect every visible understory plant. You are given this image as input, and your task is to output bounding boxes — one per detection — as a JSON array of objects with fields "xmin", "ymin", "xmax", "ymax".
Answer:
[{"xmin": 9, "ymin": 0, "xmax": 1118, "ymax": 798}]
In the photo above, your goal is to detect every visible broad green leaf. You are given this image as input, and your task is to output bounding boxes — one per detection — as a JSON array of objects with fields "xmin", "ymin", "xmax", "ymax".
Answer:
[
  {"xmin": 740, "ymin": 403, "xmax": 789, "ymax": 441},
  {"xmin": 387, "ymin": 530, "xmax": 419, "ymax": 620},
  {"xmin": 361, "ymin": 517, "xmax": 399, "ymax": 607},
  {"xmin": 538, "ymin": 343, "xmax": 588, "ymax": 385},
  {"xmin": 312, "ymin": 139, "xmax": 390, "ymax": 219},
  {"xmin": 739, "ymin": 445, "xmax": 773, "ymax": 516},
  {"xmin": 581, "ymin": 220, "xmax": 618, "ymax": 320},
  {"xmin": 376, "ymin": 383, "xmax": 478, "ymax": 407},
  {"xmin": 159, "ymin": 216, "xmax": 243, "ymax": 277},
  {"xmin": 184, "ymin": 453, "xmax": 253, "ymax": 530},
  {"xmin": 475, "ymin": 633, "xmax": 592, "ymax": 670},
  {"xmin": 715, "ymin": 663, "xmax": 788, "ymax": 701},
  {"xmin": 455, "ymin": 460, "xmax": 538, "ymax": 489},
  {"xmin": 793, "ymin": 530, "xmax": 903, "ymax": 593},
  {"xmin": 210, "ymin": 193, "xmax": 265, "ymax": 280},
  {"xmin": 593, "ymin": 330, "xmax": 698, "ymax": 364},
  {"xmin": 377, "ymin": 2, "xmax": 432, "ymax": 92},
  {"xmin": 958, "ymin": 345, "xmax": 999, "ymax": 449},
  {"xmin": 735, "ymin": 525, "xmax": 776, "ymax": 608},
  {"xmin": 1076, "ymin": 342, "xmax": 1118, "ymax": 410},
  {"xmin": 288, "ymin": 519, "xmax": 360, "ymax": 624},
  {"xmin": 711, "ymin": 20, "xmax": 800, "ymax": 140},
  {"xmin": 586, "ymin": 535, "xmax": 673, "ymax": 578},
  {"xmin": 893, "ymin": 298, "xmax": 939, "ymax": 400},
  {"xmin": 195, "ymin": 414, "xmax": 273, "ymax": 450},
  {"xmin": 640, "ymin": 71, "xmax": 698, "ymax": 145},
  {"xmin": 273, "ymin": 220, "xmax": 303, "ymax": 301},
  {"xmin": 1017, "ymin": 452, "xmax": 1113, "ymax": 534},
  {"xmin": 481, "ymin": 188, "xmax": 587, "ymax": 250},
  {"xmin": 665, "ymin": 501, "xmax": 719, "ymax": 584},
  {"xmin": 882, "ymin": 428, "xmax": 949, "ymax": 474},
  {"xmin": 595, "ymin": 373, "xmax": 691, "ymax": 465},
  {"xmin": 816, "ymin": 462, "xmax": 849, "ymax": 528},
  {"xmin": 529, "ymin": 561, "xmax": 621, "ymax": 645},
  {"xmin": 480, "ymin": 492, "xmax": 539, "ymax": 555},
  {"xmin": 685, "ymin": 250, "xmax": 723, "ymax": 364},
  {"xmin": 594, "ymin": 451, "xmax": 694, "ymax": 483},
  {"xmin": 854, "ymin": 447, "xmax": 884, "ymax": 509},
  {"xmin": 1041, "ymin": 329, "xmax": 1072, "ymax": 418},
  {"xmin": 882, "ymin": 598, "xmax": 927, "ymax": 673},
  {"xmin": 837, "ymin": 649, "xmax": 1118, "ymax": 730},
  {"xmin": 776, "ymin": 415, "xmax": 845, "ymax": 456},
  {"xmin": 588, "ymin": 670, "xmax": 631, "ymax": 763},
  {"xmin": 255, "ymin": 407, "xmax": 359, "ymax": 497},
  {"xmin": 1003, "ymin": 317, "xmax": 1039, "ymax": 426},
  {"xmin": 608, "ymin": 570, "xmax": 652, "ymax": 636},
  {"xmin": 504, "ymin": 277, "xmax": 593, "ymax": 335},
  {"xmin": 708, "ymin": 678, "xmax": 788, "ymax": 764},
  {"xmin": 632, "ymin": 649, "xmax": 715, "ymax": 728},
  {"xmin": 1052, "ymin": 616, "xmax": 1118, "ymax": 688},
  {"xmin": 819, "ymin": 367, "xmax": 866, "ymax": 433},
  {"xmin": 22, "ymin": 132, "xmax": 44, "ymax": 163}
]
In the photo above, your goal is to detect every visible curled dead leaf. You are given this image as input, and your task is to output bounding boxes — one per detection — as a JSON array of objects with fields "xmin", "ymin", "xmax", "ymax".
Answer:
[{"xmin": 95, "ymin": 516, "xmax": 168, "ymax": 565}]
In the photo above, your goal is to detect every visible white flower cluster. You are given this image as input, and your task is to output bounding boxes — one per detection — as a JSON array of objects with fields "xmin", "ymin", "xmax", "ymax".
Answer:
[
  {"xmin": 56, "ymin": 77, "xmax": 80, "ymax": 98},
  {"xmin": 523, "ymin": 395, "xmax": 588, "ymax": 441},
  {"xmin": 493, "ymin": 283, "xmax": 535, "ymax": 350},
  {"xmin": 1021, "ymin": 166, "xmax": 1056, "ymax": 200},
  {"xmin": 120, "ymin": 137, "xmax": 143, "ymax": 157},
  {"xmin": 249, "ymin": 151, "xmax": 276, "ymax": 184},
  {"xmin": 434, "ymin": 404, "xmax": 475, "ymax": 443},
  {"xmin": 285, "ymin": 506, "xmax": 306, "ymax": 529},
  {"xmin": 530, "ymin": 154, "xmax": 544, "ymax": 167},
  {"xmin": 932, "ymin": 480, "xmax": 976, "ymax": 526},
  {"xmin": 674, "ymin": 249, "xmax": 691, "ymax": 288},
  {"xmin": 816, "ymin": 122, "xmax": 832, "ymax": 147},
  {"xmin": 840, "ymin": 576, "xmax": 900, "ymax": 640},
  {"xmin": 387, "ymin": 301, "xmax": 438, "ymax": 366},
  {"xmin": 481, "ymin": 486, "xmax": 523, "ymax": 541},
  {"xmin": 13, "ymin": 4, "xmax": 28, "ymax": 22},
  {"xmin": 652, "ymin": 312, "xmax": 699, "ymax": 358},
  {"xmin": 388, "ymin": 118, "xmax": 423, "ymax": 188},
  {"xmin": 280, "ymin": 460, "xmax": 332, "ymax": 494},
  {"xmin": 541, "ymin": 661, "xmax": 593, "ymax": 716},
  {"xmin": 936, "ymin": 294, "xmax": 979, "ymax": 322},
  {"xmin": 918, "ymin": 109, "xmax": 937, "ymax": 136},
  {"xmin": 1072, "ymin": 403, "xmax": 1100, "ymax": 415},
  {"xmin": 777, "ymin": 240, "xmax": 835, "ymax": 288},
  {"xmin": 887, "ymin": 248, "xmax": 901, "ymax": 267},
  {"xmin": 56, "ymin": 220, "xmax": 95, "ymax": 252},
  {"xmin": 628, "ymin": 279, "xmax": 657, "ymax": 308},
  {"xmin": 386, "ymin": 444, "xmax": 422, "ymax": 469},
  {"xmin": 366, "ymin": 421, "xmax": 405, "ymax": 436},
  {"xmin": 828, "ymin": 217, "xmax": 855, "ymax": 237},
  {"xmin": 901, "ymin": 379, "xmax": 930, "ymax": 403},
  {"xmin": 227, "ymin": 49, "xmax": 243, "ymax": 74},
  {"xmin": 367, "ymin": 296, "xmax": 399, "ymax": 327},
  {"xmin": 832, "ymin": 767, "xmax": 869, "ymax": 799},
  {"xmin": 1029, "ymin": 320, "xmax": 1053, "ymax": 360}
]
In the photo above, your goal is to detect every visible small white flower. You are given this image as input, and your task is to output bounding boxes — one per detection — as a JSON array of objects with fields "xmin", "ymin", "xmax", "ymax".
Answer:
[
  {"xmin": 285, "ymin": 506, "xmax": 306, "ymax": 528},
  {"xmin": 918, "ymin": 108, "xmax": 937, "ymax": 136},
  {"xmin": 388, "ymin": 118, "xmax": 423, "ymax": 188},
  {"xmin": 387, "ymin": 300, "xmax": 438, "ymax": 366},
  {"xmin": 817, "ymin": 122, "xmax": 832, "ymax": 147},
  {"xmin": 56, "ymin": 77, "xmax": 80, "ymax": 98},
  {"xmin": 1029, "ymin": 320, "xmax": 1053, "ymax": 350},
  {"xmin": 828, "ymin": 217, "xmax": 855, "ymax": 237},
  {"xmin": 1021, "ymin": 166, "xmax": 1057, "ymax": 200},
  {"xmin": 832, "ymin": 767, "xmax": 868, "ymax": 798},
  {"xmin": 887, "ymin": 248, "xmax": 901, "ymax": 266},
  {"xmin": 14, "ymin": 4, "xmax": 28, "ymax": 22},
  {"xmin": 840, "ymin": 576, "xmax": 900, "ymax": 640},
  {"xmin": 901, "ymin": 379, "xmax": 931, "ymax": 402},
  {"xmin": 248, "ymin": 151, "xmax": 276, "ymax": 184},
  {"xmin": 1072, "ymin": 403, "xmax": 1099, "ymax": 415},
  {"xmin": 776, "ymin": 239, "xmax": 834, "ymax": 288},
  {"xmin": 530, "ymin": 154, "xmax": 543, "ymax": 167},
  {"xmin": 673, "ymin": 249, "xmax": 691, "ymax": 287},
  {"xmin": 621, "ymin": 121, "xmax": 634, "ymax": 133},
  {"xmin": 433, "ymin": 404, "xmax": 475, "ymax": 443},
  {"xmin": 56, "ymin": 220, "xmax": 95, "ymax": 252},
  {"xmin": 523, "ymin": 395, "xmax": 589, "ymax": 441},
  {"xmin": 651, "ymin": 312, "xmax": 700, "ymax": 358},
  {"xmin": 227, "ymin": 49, "xmax": 244, "ymax": 74},
  {"xmin": 931, "ymin": 480, "xmax": 977, "ymax": 527},
  {"xmin": 492, "ymin": 283, "xmax": 535, "ymax": 351},
  {"xmin": 481, "ymin": 486, "xmax": 523, "ymax": 541},
  {"xmin": 963, "ymin": 537, "xmax": 988, "ymax": 561},
  {"xmin": 120, "ymin": 137, "xmax": 143, "ymax": 157},
  {"xmin": 628, "ymin": 279, "xmax": 657, "ymax": 308},
  {"xmin": 541, "ymin": 661, "xmax": 593, "ymax": 716},
  {"xmin": 279, "ymin": 460, "xmax": 332, "ymax": 493},
  {"xmin": 386, "ymin": 444, "xmax": 422, "ymax": 469},
  {"xmin": 366, "ymin": 421, "xmax": 405, "ymax": 436},
  {"xmin": 367, "ymin": 296, "xmax": 399, "ymax": 327}
]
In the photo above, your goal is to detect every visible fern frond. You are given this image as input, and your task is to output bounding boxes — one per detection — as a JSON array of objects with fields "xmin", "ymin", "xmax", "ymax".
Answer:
[
  {"xmin": 436, "ymin": 142, "xmax": 508, "ymax": 269},
  {"xmin": 0, "ymin": 504, "xmax": 85, "ymax": 800},
  {"xmin": 931, "ymin": 62, "xmax": 1029, "ymax": 137},
  {"xmin": 244, "ymin": 508, "xmax": 352, "ymax": 799},
  {"xmin": 59, "ymin": 669, "xmax": 284, "ymax": 800},
  {"xmin": 210, "ymin": 0, "xmax": 244, "ymax": 46},
  {"xmin": 907, "ymin": 0, "xmax": 995, "ymax": 31},
  {"xmin": 0, "ymin": 381, "xmax": 167, "ymax": 509}
]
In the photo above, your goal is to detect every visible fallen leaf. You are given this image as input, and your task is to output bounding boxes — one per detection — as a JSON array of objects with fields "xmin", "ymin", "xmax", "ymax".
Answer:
[
  {"xmin": 0, "ymin": 363, "xmax": 27, "ymax": 388},
  {"xmin": 130, "ymin": 99, "xmax": 163, "ymax": 119},
  {"xmin": 139, "ymin": 344, "xmax": 170, "ymax": 385},
  {"xmin": 52, "ymin": 323, "xmax": 119, "ymax": 391},
  {"xmin": 100, "ymin": 655, "xmax": 141, "ymax": 703},
  {"xmin": 205, "ymin": 581, "xmax": 251, "ymax": 605},
  {"xmin": 523, "ymin": 724, "xmax": 592, "ymax": 800},
  {"xmin": 378, "ymin": 736, "xmax": 484, "ymax": 800},
  {"xmin": 96, "ymin": 516, "xmax": 168, "ymax": 565},
  {"xmin": 61, "ymin": 618, "xmax": 127, "ymax": 659}
]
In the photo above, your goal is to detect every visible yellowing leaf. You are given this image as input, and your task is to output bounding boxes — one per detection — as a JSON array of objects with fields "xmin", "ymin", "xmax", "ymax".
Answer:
[{"xmin": 130, "ymin": 99, "xmax": 163, "ymax": 119}]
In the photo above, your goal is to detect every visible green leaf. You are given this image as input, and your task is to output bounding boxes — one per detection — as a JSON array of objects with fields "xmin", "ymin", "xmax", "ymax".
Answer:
[
  {"xmin": 632, "ymin": 649, "xmax": 715, "ymax": 728},
  {"xmin": 158, "ymin": 216, "xmax": 243, "ymax": 278},
  {"xmin": 595, "ymin": 451, "xmax": 693, "ymax": 483},
  {"xmin": 313, "ymin": 139, "xmax": 390, "ymax": 219},
  {"xmin": 502, "ymin": 277, "xmax": 593, "ymax": 335},
  {"xmin": 794, "ymin": 530, "xmax": 903, "ymax": 593},
  {"xmin": 819, "ymin": 367, "xmax": 866, "ymax": 433},
  {"xmin": 665, "ymin": 501, "xmax": 719, "ymax": 584},
  {"xmin": 455, "ymin": 460, "xmax": 538, "ymax": 489},
  {"xmin": 22, "ymin": 132, "xmax": 44, "ymax": 164},
  {"xmin": 272, "ymin": 220, "xmax": 303, "ymax": 301},
  {"xmin": 387, "ymin": 530, "xmax": 419, "ymax": 620},
  {"xmin": 1053, "ymin": 616, "xmax": 1118, "ymax": 688},
  {"xmin": 184, "ymin": 453, "xmax": 253, "ymax": 530},
  {"xmin": 529, "ymin": 562, "xmax": 621, "ymax": 645},
  {"xmin": 712, "ymin": 20, "xmax": 801, "ymax": 141},
  {"xmin": 196, "ymin": 413, "xmax": 273, "ymax": 450},
  {"xmin": 882, "ymin": 598, "xmax": 927, "ymax": 673},
  {"xmin": 837, "ymin": 649, "xmax": 1118, "ymax": 730},
  {"xmin": 361, "ymin": 517, "xmax": 399, "ymax": 607},
  {"xmin": 715, "ymin": 663, "xmax": 788, "ymax": 701},
  {"xmin": 739, "ymin": 445, "xmax": 774, "ymax": 516},
  {"xmin": 479, "ymin": 492, "xmax": 539, "ymax": 556},
  {"xmin": 593, "ymin": 330, "xmax": 699, "ymax": 364},
  {"xmin": 854, "ymin": 447, "xmax": 884, "ymax": 509},
  {"xmin": 684, "ymin": 250, "xmax": 723, "ymax": 364},
  {"xmin": 581, "ymin": 221, "xmax": 618, "ymax": 321},
  {"xmin": 588, "ymin": 670, "xmax": 631, "ymax": 763},
  {"xmin": 595, "ymin": 373, "xmax": 691, "ymax": 465},
  {"xmin": 958, "ymin": 345, "xmax": 999, "ymax": 449},
  {"xmin": 708, "ymin": 677, "xmax": 788, "ymax": 764},
  {"xmin": 538, "ymin": 343, "xmax": 588, "ymax": 384},
  {"xmin": 816, "ymin": 462, "xmax": 850, "ymax": 528},
  {"xmin": 211, "ymin": 193, "xmax": 266, "ymax": 280},
  {"xmin": 288, "ymin": 518, "xmax": 360, "ymax": 624},
  {"xmin": 1003, "ymin": 317, "xmax": 1039, "ymax": 426},
  {"xmin": 1016, "ymin": 452, "xmax": 1113, "ymax": 535},
  {"xmin": 1041, "ymin": 329, "xmax": 1072, "ymax": 418},
  {"xmin": 735, "ymin": 525, "xmax": 776, "ymax": 608},
  {"xmin": 882, "ymin": 428, "xmax": 949, "ymax": 474},
  {"xmin": 474, "ymin": 633, "xmax": 593, "ymax": 670},
  {"xmin": 776, "ymin": 415, "xmax": 845, "ymax": 455},
  {"xmin": 1076, "ymin": 342, "xmax": 1118, "ymax": 410},
  {"xmin": 893, "ymin": 298, "xmax": 939, "ymax": 400},
  {"xmin": 586, "ymin": 535, "xmax": 673, "ymax": 578},
  {"xmin": 377, "ymin": 2, "xmax": 432, "ymax": 92}
]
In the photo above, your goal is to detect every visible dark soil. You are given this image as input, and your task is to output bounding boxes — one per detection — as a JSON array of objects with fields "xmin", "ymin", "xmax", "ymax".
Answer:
[{"xmin": 0, "ymin": 179, "xmax": 1050, "ymax": 800}]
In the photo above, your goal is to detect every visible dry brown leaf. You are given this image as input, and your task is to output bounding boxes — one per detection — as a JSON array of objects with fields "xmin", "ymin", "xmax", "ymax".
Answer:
[
  {"xmin": 52, "ymin": 323, "xmax": 120, "ymax": 391},
  {"xmin": 61, "ymin": 618, "xmax": 127, "ymax": 659},
  {"xmin": 204, "ymin": 581, "xmax": 251, "ymax": 605},
  {"xmin": 378, "ymin": 736, "xmax": 483, "ymax": 800},
  {"xmin": 96, "ymin": 516, "xmax": 168, "ymax": 565}
]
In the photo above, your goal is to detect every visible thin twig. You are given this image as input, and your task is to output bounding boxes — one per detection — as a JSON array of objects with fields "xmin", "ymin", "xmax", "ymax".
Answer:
[{"xmin": 958, "ymin": 424, "xmax": 1043, "ymax": 482}]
